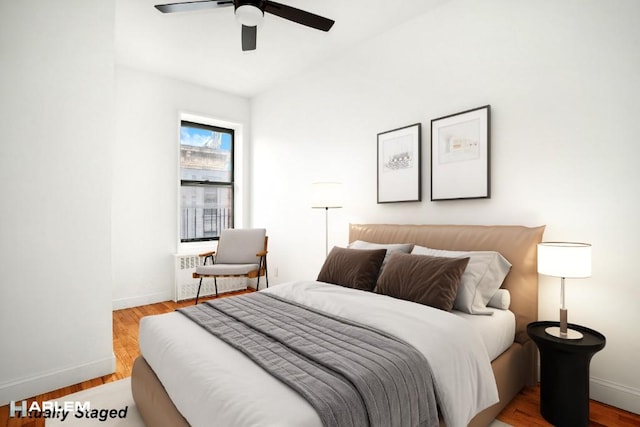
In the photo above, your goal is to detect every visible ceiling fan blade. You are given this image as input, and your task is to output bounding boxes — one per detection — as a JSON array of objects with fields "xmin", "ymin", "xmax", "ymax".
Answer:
[
  {"xmin": 264, "ymin": 1, "xmax": 334, "ymax": 31},
  {"xmin": 242, "ymin": 25, "xmax": 257, "ymax": 51},
  {"xmin": 155, "ymin": 0, "xmax": 233, "ymax": 14}
]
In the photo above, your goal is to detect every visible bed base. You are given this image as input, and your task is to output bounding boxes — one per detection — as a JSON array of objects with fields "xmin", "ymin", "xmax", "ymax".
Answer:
[{"xmin": 131, "ymin": 356, "xmax": 189, "ymax": 427}]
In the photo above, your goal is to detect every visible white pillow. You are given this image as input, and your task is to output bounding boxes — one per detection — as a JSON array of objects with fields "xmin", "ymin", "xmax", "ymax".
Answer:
[
  {"xmin": 348, "ymin": 240, "xmax": 414, "ymax": 270},
  {"xmin": 410, "ymin": 245, "xmax": 511, "ymax": 315},
  {"xmin": 487, "ymin": 289, "xmax": 511, "ymax": 310}
]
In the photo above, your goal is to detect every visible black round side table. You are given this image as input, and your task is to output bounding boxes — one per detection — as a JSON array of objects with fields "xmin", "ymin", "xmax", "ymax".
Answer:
[{"xmin": 527, "ymin": 321, "xmax": 605, "ymax": 427}]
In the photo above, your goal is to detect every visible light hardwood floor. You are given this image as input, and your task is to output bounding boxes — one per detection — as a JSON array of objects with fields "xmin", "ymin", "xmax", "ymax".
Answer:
[{"xmin": 2, "ymin": 290, "xmax": 639, "ymax": 427}]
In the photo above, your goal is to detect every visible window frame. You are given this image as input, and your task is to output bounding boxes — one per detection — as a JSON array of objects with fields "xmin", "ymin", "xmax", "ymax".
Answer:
[{"xmin": 179, "ymin": 120, "xmax": 235, "ymax": 243}]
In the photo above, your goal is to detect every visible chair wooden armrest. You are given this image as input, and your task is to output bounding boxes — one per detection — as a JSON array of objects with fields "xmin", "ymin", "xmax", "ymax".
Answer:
[
  {"xmin": 256, "ymin": 250, "xmax": 268, "ymax": 257},
  {"xmin": 198, "ymin": 250, "xmax": 216, "ymax": 258}
]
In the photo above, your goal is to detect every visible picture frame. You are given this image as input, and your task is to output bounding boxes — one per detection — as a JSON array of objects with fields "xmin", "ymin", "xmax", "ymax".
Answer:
[
  {"xmin": 377, "ymin": 123, "xmax": 421, "ymax": 203},
  {"xmin": 430, "ymin": 105, "xmax": 490, "ymax": 201}
]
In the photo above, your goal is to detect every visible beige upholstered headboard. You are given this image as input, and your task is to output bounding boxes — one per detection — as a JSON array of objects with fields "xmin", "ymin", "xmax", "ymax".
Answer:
[{"xmin": 349, "ymin": 224, "xmax": 545, "ymax": 343}]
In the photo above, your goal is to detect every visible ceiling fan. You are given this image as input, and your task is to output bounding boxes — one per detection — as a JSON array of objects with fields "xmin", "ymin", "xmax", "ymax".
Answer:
[{"xmin": 154, "ymin": 0, "xmax": 335, "ymax": 51}]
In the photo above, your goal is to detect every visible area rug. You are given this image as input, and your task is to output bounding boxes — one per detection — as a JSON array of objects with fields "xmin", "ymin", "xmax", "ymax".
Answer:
[{"xmin": 45, "ymin": 377, "xmax": 512, "ymax": 426}]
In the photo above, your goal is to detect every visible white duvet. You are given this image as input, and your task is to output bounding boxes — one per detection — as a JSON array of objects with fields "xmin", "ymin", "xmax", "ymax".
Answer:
[{"xmin": 139, "ymin": 281, "xmax": 499, "ymax": 427}]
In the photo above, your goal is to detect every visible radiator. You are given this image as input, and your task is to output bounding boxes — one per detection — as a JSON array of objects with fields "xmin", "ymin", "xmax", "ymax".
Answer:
[{"xmin": 173, "ymin": 254, "xmax": 251, "ymax": 301}]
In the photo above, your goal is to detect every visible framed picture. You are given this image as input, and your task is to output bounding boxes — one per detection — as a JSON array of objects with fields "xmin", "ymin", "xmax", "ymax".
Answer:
[
  {"xmin": 377, "ymin": 123, "xmax": 421, "ymax": 203},
  {"xmin": 430, "ymin": 105, "xmax": 490, "ymax": 201}
]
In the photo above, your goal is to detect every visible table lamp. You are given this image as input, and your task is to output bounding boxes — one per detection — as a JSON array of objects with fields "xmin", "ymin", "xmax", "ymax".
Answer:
[
  {"xmin": 537, "ymin": 242, "xmax": 592, "ymax": 339},
  {"xmin": 311, "ymin": 182, "xmax": 343, "ymax": 256}
]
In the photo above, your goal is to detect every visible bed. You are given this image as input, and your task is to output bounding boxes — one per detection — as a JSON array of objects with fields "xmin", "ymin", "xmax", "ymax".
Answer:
[{"xmin": 131, "ymin": 223, "xmax": 545, "ymax": 427}]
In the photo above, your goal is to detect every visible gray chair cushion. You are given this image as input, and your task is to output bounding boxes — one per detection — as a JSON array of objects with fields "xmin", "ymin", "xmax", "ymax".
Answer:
[{"xmin": 196, "ymin": 263, "xmax": 260, "ymax": 276}]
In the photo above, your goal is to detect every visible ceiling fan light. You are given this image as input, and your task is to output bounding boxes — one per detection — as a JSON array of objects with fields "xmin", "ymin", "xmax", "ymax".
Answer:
[{"xmin": 235, "ymin": 5, "xmax": 263, "ymax": 27}]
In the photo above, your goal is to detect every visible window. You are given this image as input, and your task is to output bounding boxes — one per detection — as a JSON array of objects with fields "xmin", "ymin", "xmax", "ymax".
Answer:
[{"xmin": 180, "ymin": 121, "xmax": 234, "ymax": 242}]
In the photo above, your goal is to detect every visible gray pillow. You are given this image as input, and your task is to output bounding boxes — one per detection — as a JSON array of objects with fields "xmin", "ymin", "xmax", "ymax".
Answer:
[
  {"xmin": 376, "ymin": 252, "xmax": 470, "ymax": 312},
  {"xmin": 411, "ymin": 245, "xmax": 511, "ymax": 315},
  {"xmin": 317, "ymin": 247, "xmax": 387, "ymax": 291},
  {"xmin": 348, "ymin": 240, "xmax": 414, "ymax": 271}
]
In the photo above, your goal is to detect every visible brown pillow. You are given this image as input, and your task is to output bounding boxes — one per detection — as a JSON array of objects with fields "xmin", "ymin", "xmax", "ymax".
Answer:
[
  {"xmin": 376, "ymin": 252, "xmax": 470, "ymax": 311},
  {"xmin": 317, "ymin": 247, "xmax": 387, "ymax": 291}
]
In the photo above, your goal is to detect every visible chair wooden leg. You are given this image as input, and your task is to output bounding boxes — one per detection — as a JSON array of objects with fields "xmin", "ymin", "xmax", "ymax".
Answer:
[{"xmin": 195, "ymin": 277, "xmax": 203, "ymax": 305}]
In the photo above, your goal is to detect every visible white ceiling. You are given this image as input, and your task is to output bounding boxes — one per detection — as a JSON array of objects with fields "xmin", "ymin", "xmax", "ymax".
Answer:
[{"xmin": 115, "ymin": 0, "xmax": 446, "ymax": 98}]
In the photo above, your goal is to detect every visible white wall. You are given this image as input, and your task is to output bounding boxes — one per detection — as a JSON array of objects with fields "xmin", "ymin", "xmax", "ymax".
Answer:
[
  {"xmin": 251, "ymin": 0, "xmax": 640, "ymax": 413},
  {"xmin": 0, "ymin": 0, "xmax": 116, "ymax": 404},
  {"xmin": 112, "ymin": 66, "xmax": 251, "ymax": 309}
]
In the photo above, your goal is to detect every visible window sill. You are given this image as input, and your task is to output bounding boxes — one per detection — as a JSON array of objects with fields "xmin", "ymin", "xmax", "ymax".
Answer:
[{"xmin": 178, "ymin": 241, "xmax": 218, "ymax": 255}]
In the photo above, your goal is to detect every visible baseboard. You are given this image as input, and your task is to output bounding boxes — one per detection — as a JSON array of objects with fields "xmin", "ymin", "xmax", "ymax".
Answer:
[
  {"xmin": 112, "ymin": 290, "xmax": 173, "ymax": 310},
  {"xmin": 591, "ymin": 376, "xmax": 640, "ymax": 415},
  {"xmin": 0, "ymin": 354, "xmax": 115, "ymax": 406},
  {"xmin": 112, "ymin": 280, "xmax": 260, "ymax": 310}
]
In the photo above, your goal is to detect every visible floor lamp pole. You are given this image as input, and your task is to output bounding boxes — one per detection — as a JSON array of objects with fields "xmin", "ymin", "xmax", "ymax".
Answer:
[
  {"xmin": 324, "ymin": 207, "xmax": 329, "ymax": 257},
  {"xmin": 311, "ymin": 181, "xmax": 343, "ymax": 258}
]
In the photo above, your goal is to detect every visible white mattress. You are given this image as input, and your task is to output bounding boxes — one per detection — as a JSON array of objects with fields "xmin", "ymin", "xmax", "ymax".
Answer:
[
  {"xmin": 139, "ymin": 281, "xmax": 500, "ymax": 427},
  {"xmin": 453, "ymin": 307, "xmax": 516, "ymax": 361}
]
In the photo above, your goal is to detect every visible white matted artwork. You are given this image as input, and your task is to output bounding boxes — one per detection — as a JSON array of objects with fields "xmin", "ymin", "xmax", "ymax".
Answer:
[
  {"xmin": 377, "ymin": 123, "xmax": 421, "ymax": 203},
  {"xmin": 431, "ymin": 105, "xmax": 490, "ymax": 200}
]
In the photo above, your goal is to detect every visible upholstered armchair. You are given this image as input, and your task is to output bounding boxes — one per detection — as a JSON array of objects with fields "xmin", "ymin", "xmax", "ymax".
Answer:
[{"xmin": 193, "ymin": 228, "xmax": 268, "ymax": 304}]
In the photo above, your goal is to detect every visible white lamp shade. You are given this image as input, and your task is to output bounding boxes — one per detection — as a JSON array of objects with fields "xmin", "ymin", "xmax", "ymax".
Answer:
[
  {"xmin": 311, "ymin": 182, "xmax": 343, "ymax": 208},
  {"xmin": 537, "ymin": 242, "xmax": 592, "ymax": 278}
]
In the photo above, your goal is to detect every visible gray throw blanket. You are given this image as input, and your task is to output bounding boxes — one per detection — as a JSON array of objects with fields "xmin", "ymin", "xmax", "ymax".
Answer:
[{"xmin": 178, "ymin": 292, "xmax": 438, "ymax": 427}]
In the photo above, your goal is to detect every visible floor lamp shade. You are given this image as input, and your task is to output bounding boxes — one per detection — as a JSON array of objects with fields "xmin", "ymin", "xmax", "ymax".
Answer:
[
  {"xmin": 311, "ymin": 182, "xmax": 343, "ymax": 256},
  {"xmin": 311, "ymin": 182, "xmax": 343, "ymax": 209},
  {"xmin": 538, "ymin": 242, "xmax": 592, "ymax": 339}
]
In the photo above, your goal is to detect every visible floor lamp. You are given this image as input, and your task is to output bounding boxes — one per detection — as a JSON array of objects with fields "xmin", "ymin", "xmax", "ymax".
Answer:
[{"xmin": 311, "ymin": 182, "xmax": 343, "ymax": 256}]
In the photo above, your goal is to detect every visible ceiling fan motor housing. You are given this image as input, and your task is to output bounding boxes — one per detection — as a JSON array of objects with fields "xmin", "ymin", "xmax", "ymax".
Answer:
[{"xmin": 235, "ymin": 0, "xmax": 265, "ymax": 27}]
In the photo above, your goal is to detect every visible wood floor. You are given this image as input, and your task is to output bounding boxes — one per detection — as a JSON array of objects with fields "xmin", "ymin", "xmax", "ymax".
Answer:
[{"xmin": 2, "ymin": 290, "xmax": 639, "ymax": 427}]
